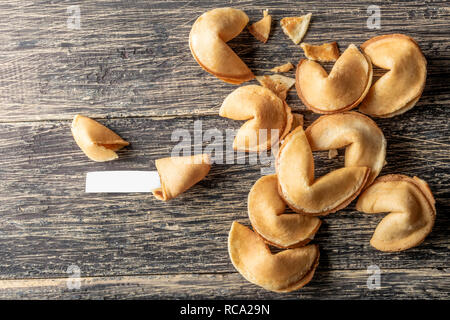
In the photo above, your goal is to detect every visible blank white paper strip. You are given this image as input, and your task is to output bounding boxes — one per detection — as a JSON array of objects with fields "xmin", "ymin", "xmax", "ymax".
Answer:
[{"xmin": 85, "ymin": 171, "xmax": 161, "ymax": 193}]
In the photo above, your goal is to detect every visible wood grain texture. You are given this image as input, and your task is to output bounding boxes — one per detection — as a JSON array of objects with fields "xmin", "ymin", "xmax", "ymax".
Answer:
[
  {"xmin": 0, "ymin": 0, "xmax": 448, "ymax": 299},
  {"xmin": 0, "ymin": 269, "xmax": 448, "ymax": 300},
  {"xmin": 0, "ymin": 0, "xmax": 448, "ymax": 121},
  {"xmin": 0, "ymin": 115, "xmax": 448, "ymax": 298}
]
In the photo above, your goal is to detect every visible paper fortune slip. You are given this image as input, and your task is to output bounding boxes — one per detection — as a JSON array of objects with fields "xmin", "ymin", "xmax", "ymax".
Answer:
[{"xmin": 85, "ymin": 171, "xmax": 161, "ymax": 193}]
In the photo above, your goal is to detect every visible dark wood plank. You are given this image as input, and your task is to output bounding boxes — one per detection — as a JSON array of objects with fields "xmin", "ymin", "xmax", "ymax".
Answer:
[
  {"xmin": 0, "ymin": 0, "xmax": 448, "ymax": 121},
  {"xmin": 0, "ymin": 114, "xmax": 448, "ymax": 282},
  {"xmin": 0, "ymin": 268, "xmax": 448, "ymax": 299}
]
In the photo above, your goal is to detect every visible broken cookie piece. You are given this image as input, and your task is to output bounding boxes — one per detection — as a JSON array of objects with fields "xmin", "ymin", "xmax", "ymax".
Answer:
[
  {"xmin": 270, "ymin": 62, "xmax": 294, "ymax": 73},
  {"xmin": 300, "ymin": 42, "xmax": 340, "ymax": 62},
  {"xmin": 152, "ymin": 153, "xmax": 211, "ymax": 201},
  {"xmin": 280, "ymin": 13, "xmax": 312, "ymax": 44},
  {"xmin": 248, "ymin": 9, "xmax": 272, "ymax": 43},
  {"xmin": 256, "ymin": 74, "xmax": 296, "ymax": 100},
  {"xmin": 71, "ymin": 114, "xmax": 129, "ymax": 162},
  {"xmin": 328, "ymin": 149, "xmax": 338, "ymax": 159}
]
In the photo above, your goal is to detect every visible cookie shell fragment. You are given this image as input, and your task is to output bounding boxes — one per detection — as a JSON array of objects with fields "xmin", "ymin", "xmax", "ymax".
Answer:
[
  {"xmin": 270, "ymin": 62, "xmax": 294, "ymax": 73},
  {"xmin": 256, "ymin": 74, "xmax": 296, "ymax": 100},
  {"xmin": 280, "ymin": 13, "xmax": 312, "ymax": 44},
  {"xmin": 300, "ymin": 42, "xmax": 340, "ymax": 62},
  {"xmin": 248, "ymin": 9, "xmax": 272, "ymax": 43},
  {"xmin": 189, "ymin": 8, "xmax": 254, "ymax": 84}
]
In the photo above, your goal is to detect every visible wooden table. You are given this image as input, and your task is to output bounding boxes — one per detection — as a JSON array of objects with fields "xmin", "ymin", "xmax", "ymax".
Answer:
[{"xmin": 0, "ymin": 0, "xmax": 448, "ymax": 299}]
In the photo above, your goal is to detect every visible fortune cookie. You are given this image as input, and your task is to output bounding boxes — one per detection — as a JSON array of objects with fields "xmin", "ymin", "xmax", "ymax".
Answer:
[
  {"xmin": 228, "ymin": 221, "xmax": 319, "ymax": 292},
  {"xmin": 189, "ymin": 8, "xmax": 254, "ymax": 84},
  {"xmin": 305, "ymin": 112, "xmax": 386, "ymax": 186},
  {"xmin": 71, "ymin": 114, "xmax": 129, "ymax": 162},
  {"xmin": 248, "ymin": 175, "xmax": 321, "ymax": 248},
  {"xmin": 152, "ymin": 153, "xmax": 211, "ymax": 201},
  {"xmin": 291, "ymin": 113, "xmax": 304, "ymax": 131},
  {"xmin": 219, "ymin": 85, "xmax": 293, "ymax": 152},
  {"xmin": 359, "ymin": 34, "xmax": 427, "ymax": 117},
  {"xmin": 295, "ymin": 44, "xmax": 373, "ymax": 114},
  {"xmin": 356, "ymin": 175, "xmax": 436, "ymax": 252},
  {"xmin": 276, "ymin": 126, "xmax": 370, "ymax": 215}
]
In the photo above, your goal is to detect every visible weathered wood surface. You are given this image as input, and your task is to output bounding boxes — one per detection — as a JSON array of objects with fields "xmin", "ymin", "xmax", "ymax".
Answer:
[
  {"xmin": 0, "ymin": 269, "xmax": 447, "ymax": 299},
  {"xmin": 0, "ymin": 0, "xmax": 448, "ymax": 121},
  {"xmin": 0, "ymin": 0, "xmax": 449, "ymax": 299}
]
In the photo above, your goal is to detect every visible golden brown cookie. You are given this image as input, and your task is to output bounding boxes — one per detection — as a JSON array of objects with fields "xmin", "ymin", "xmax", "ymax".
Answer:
[
  {"xmin": 228, "ymin": 221, "xmax": 319, "ymax": 292},
  {"xmin": 71, "ymin": 115, "xmax": 129, "ymax": 162},
  {"xmin": 295, "ymin": 44, "xmax": 372, "ymax": 114},
  {"xmin": 248, "ymin": 175, "xmax": 321, "ymax": 248},
  {"xmin": 276, "ymin": 126, "xmax": 370, "ymax": 215},
  {"xmin": 356, "ymin": 174, "xmax": 436, "ymax": 252},
  {"xmin": 305, "ymin": 112, "xmax": 386, "ymax": 186},
  {"xmin": 189, "ymin": 8, "xmax": 254, "ymax": 84},
  {"xmin": 152, "ymin": 154, "xmax": 211, "ymax": 201},
  {"xmin": 359, "ymin": 34, "xmax": 427, "ymax": 117}
]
